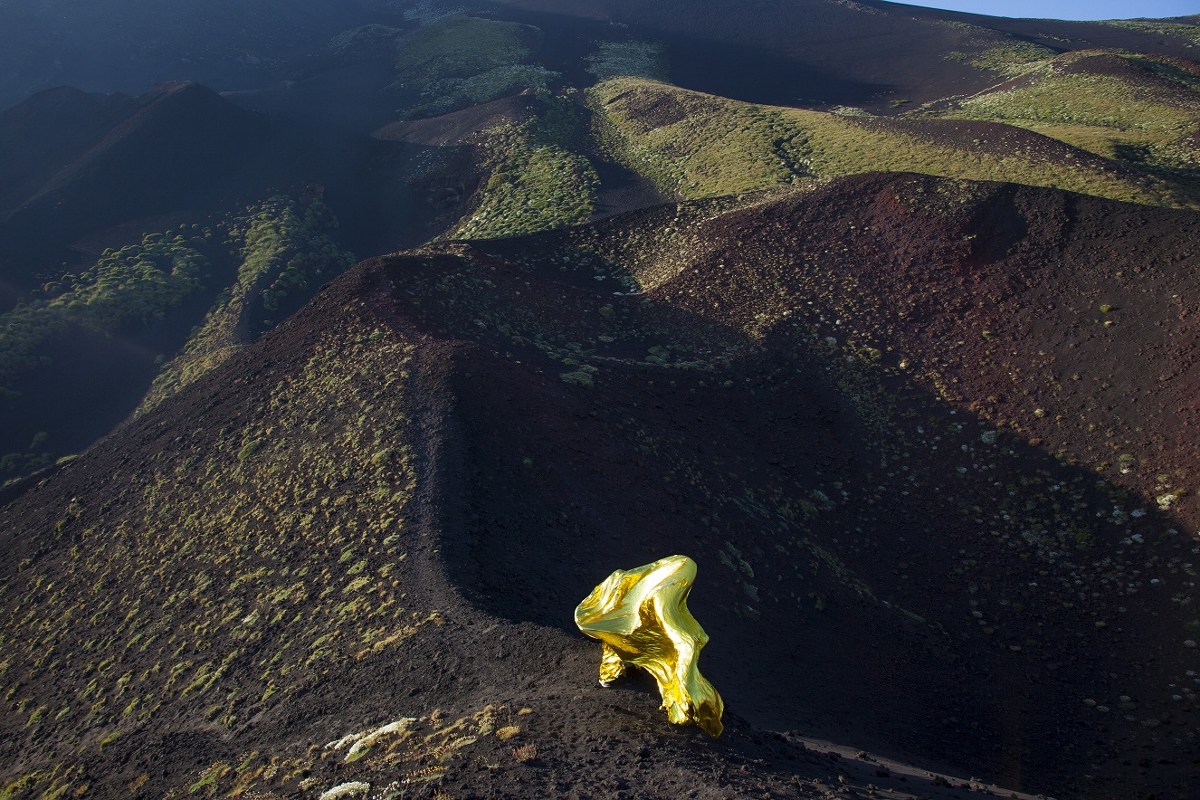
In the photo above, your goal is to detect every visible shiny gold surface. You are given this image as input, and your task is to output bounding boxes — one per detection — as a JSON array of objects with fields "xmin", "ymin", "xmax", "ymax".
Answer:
[{"xmin": 574, "ymin": 555, "xmax": 724, "ymax": 737}]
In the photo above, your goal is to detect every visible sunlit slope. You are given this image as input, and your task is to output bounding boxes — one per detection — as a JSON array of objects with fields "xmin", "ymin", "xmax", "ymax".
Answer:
[
  {"xmin": 0, "ymin": 274, "xmax": 427, "ymax": 798},
  {"xmin": 939, "ymin": 51, "xmax": 1200, "ymax": 200},
  {"xmin": 590, "ymin": 77, "xmax": 1187, "ymax": 208}
]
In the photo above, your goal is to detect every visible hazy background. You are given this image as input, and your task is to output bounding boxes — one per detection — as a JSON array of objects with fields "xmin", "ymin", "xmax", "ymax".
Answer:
[{"xmin": 903, "ymin": 0, "xmax": 1199, "ymax": 20}]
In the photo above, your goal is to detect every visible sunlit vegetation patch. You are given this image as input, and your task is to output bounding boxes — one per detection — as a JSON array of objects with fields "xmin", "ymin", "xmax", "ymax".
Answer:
[
  {"xmin": 937, "ymin": 19, "xmax": 1054, "ymax": 77},
  {"xmin": 590, "ymin": 78, "xmax": 1173, "ymax": 206},
  {"xmin": 451, "ymin": 96, "xmax": 598, "ymax": 239},
  {"xmin": 1101, "ymin": 18, "xmax": 1200, "ymax": 45},
  {"xmin": 139, "ymin": 194, "xmax": 355, "ymax": 414},
  {"xmin": 0, "ymin": 319, "xmax": 423, "ymax": 795},
  {"xmin": 942, "ymin": 51, "xmax": 1200, "ymax": 190},
  {"xmin": 397, "ymin": 15, "xmax": 556, "ymax": 117},
  {"xmin": 422, "ymin": 63, "xmax": 561, "ymax": 118},
  {"xmin": 585, "ymin": 40, "xmax": 669, "ymax": 82},
  {"xmin": 589, "ymin": 79, "xmax": 809, "ymax": 199},
  {"xmin": 967, "ymin": 42, "xmax": 1055, "ymax": 77},
  {"xmin": 0, "ymin": 229, "xmax": 211, "ymax": 396}
]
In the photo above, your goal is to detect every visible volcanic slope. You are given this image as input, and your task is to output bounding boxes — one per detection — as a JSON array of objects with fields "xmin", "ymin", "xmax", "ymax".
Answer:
[
  {"xmin": 5, "ymin": 82, "xmax": 269, "ymax": 242},
  {"xmin": 936, "ymin": 50, "xmax": 1200, "ymax": 202},
  {"xmin": 486, "ymin": 0, "xmax": 1200, "ymax": 109},
  {"xmin": 589, "ymin": 77, "xmax": 1189, "ymax": 208},
  {"xmin": 2, "ymin": 173, "xmax": 1199, "ymax": 799},
  {"xmin": 0, "ymin": 87, "xmax": 141, "ymax": 215},
  {"xmin": 0, "ymin": 210, "xmax": 1028, "ymax": 800}
]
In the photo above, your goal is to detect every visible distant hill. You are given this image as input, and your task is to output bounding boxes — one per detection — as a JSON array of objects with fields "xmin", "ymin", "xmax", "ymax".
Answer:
[
  {"xmin": 0, "ymin": 0, "xmax": 410, "ymax": 108},
  {"xmin": 5, "ymin": 82, "xmax": 270, "ymax": 241},
  {"xmin": 0, "ymin": 86, "xmax": 139, "ymax": 213},
  {"xmin": 487, "ymin": 0, "xmax": 1200, "ymax": 106}
]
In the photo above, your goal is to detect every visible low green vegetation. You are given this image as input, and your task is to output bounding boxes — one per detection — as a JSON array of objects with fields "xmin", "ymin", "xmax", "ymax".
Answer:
[
  {"xmin": 0, "ymin": 316, "xmax": 422, "ymax": 797},
  {"xmin": 589, "ymin": 79, "xmax": 809, "ymax": 199},
  {"xmin": 451, "ymin": 96, "xmax": 599, "ymax": 239},
  {"xmin": 947, "ymin": 52, "xmax": 1199, "ymax": 150},
  {"xmin": 585, "ymin": 40, "xmax": 670, "ymax": 82},
  {"xmin": 940, "ymin": 51, "xmax": 1200, "ymax": 201},
  {"xmin": 0, "ymin": 230, "xmax": 210, "ymax": 396},
  {"xmin": 967, "ymin": 41, "xmax": 1056, "ymax": 77},
  {"xmin": 139, "ymin": 194, "xmax": 355, "ymax": 414},
  {"xmin": 397, "ymin": 15, "xmax": 557, "ymax": 117},
  {"xmin": 1101, "ymin": 18, "xmax": 1200, "ymax": 45},
  {"xmin": 590, "ymin": 77, "xmax": 1176, "ymax": 206},
  {"xmin": 398, "ymin": 15, "xmax": 535, "ymax": 82},
  {"xmin": 936, "ymin": 19, "xmax": 1055, "ymax": 77}
]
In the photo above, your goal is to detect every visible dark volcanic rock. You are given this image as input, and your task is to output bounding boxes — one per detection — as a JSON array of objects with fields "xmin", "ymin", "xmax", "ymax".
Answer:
[
  {"xmin": 1, "ymin": 173, "xmax": 1197, "ymax": 800},
  {"xmin": 6, "ymin": 82, "xmax": 269, "ymax": 241},
  {"xmin": 0, "ymin": 86, "xmax": 140, "ymax": 213}
]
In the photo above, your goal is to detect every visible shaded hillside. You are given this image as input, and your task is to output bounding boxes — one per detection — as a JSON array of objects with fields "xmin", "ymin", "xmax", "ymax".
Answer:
[
  {"xmin": 487, "ymin": 0, "xmax": 1200, "ymax": 108},
  {"xmin": 6, "ymin": 82, "xmax": 270, "ymax": 242},
  {"xmin": 0, "ymin": 87, "xmax": 139, "ymax": 213},
  {"xmin": 0, "ymin": 193, "xmax": 356, "ymax": 486},
  {"xmin": 2, "ymin": 174, "xmax": 1198, "ymax": 800},
  {"xmin": 0, "ymin": 0, "xmax": 409, "ymax": 109},
  {"xmin": 0, "ymin": 221, "xmax": 84, "ymax": 307}
]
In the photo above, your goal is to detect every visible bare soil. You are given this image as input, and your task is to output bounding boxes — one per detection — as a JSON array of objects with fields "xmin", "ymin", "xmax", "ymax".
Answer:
[{"xmin": 2, "ymin": 173, "xmax": 1198, "ymax": 800}]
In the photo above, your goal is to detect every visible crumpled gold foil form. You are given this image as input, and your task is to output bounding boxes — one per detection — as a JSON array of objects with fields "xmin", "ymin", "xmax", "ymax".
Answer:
[{"xmin": 574, "ymin": 555, "xmax": 724, "ymax": 737}]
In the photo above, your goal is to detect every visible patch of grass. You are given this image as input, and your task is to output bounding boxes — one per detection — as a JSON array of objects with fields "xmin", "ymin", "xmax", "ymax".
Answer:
[
  {"xmin": 590, "ymin": 77, "xmax": 1177, "ymax": 206},
  {"xmin": 398, "ymin": 15, "xmax": 555, "ymax": 117},
  {"xmin": 410, "ymin": 64, "xmax": 561, "ymax": 118},
  {"xmin": 585, "ymin": 40, "xmax": 669, "ymax": 82},
  {"xmin": 236, "ymin": 439, "xmax": 263, "ymax": 461},
  {"xmin": 933, "ymin": 18, "xmax": 1054, "ymax": 77},
  {"xmin": 969, "ymin": 42, "xmax": 1055, "ymax": 77},
  {"xmin": 1101, "ymin": 18, "xmax": 1200, "ymax": 45},
  {"xmin": 138, "ymin": 194, "xmax": 355, "ymax": 414},
  {"xmin": 589, "ymin": 79, "xmax": 809, "ymax": 198},
  {"xmin": 0, "ymin": 230, "xmax": 209, "ymax": 394},
  {"xmin": 398, "ymin": 16, "xmax": 537, "ymax": 83},
  {"xmin": 450, "ymin": 96, "xmax": 598, "ymax": 239},
  {"xmin": 187, "ymin": 762, "xmax": 231, "ymax": 797},
  {"xmin": 942, "ymin": 50, "xmax": 1200, "ymax": 193}
]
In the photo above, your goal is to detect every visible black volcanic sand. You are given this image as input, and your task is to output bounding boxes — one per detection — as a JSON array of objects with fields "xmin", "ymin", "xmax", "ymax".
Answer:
[
  {"xmin": 7, "ymin": 83, "xmax": 271, "ymax": 242},
  {"xmin": 2, "ymin": 173, "xmax": 1198, "ymax": 800}
]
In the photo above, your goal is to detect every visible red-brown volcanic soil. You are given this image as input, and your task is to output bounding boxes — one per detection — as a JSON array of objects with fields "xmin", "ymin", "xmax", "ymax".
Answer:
[{"xmin": 2, "ymin": 173, "xmax": 1198, "ymax": 800}]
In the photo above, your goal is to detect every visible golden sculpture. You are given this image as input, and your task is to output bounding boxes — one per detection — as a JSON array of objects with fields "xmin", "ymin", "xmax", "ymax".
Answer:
[{"xmin": 574, "ymin": 555, "xmax": 724, "ymax": 737}]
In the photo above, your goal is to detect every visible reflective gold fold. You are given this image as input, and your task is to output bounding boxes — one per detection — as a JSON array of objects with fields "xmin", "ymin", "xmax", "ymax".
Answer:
[{"xmin": 574, "ymin": 555, "xmax": 724, "ymax": 737}]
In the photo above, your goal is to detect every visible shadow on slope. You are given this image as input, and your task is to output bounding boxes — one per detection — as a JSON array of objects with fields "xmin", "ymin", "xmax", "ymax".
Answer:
[
  {"xmin": 5, "ymin": 83, "xmax": 271, "ymax": 242},
  {"xmin": 487, "ymin": 0, "xmax": 1200, "ymax": 110},
  {"xmin": 1, "ymin": 174, "xmax": 1198, "ymax": 800},
  {"xmin": 380, "ymin": 173, "xmax": 1200, "ymax": 798},
  {"xmin": 0, "ymin": 252, "xmax": 1029, "ymax": 800}
]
